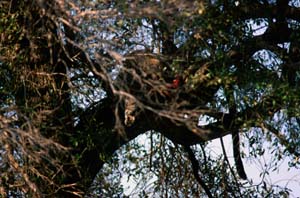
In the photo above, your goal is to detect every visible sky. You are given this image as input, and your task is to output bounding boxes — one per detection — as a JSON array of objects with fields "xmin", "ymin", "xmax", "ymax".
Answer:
[
  {"xmin": 118, "ymin": 133, "xmax": 300, "ymax": 197},
  {"xmin": 209, "ymin": 134, "xmax": 300, "ymax": 198}
]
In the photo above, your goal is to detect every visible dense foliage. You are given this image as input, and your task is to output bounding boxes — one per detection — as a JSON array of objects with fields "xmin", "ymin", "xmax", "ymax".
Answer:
[{"xmin": 1, "ymin": 0, "xmax": 300, "ymax": 197}]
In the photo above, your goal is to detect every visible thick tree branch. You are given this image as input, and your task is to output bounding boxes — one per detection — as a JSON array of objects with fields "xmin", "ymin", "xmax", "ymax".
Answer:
[
  {"xmin": 69, "ymin": 96, "xmax": 239, "ymax": 195},
  {"xmin": 70, "ymin": 97, "xmax": 148, "ymax": 193},
  {"xmin": 233, "ymin": 2, "xmax": 300, "ymax": 21}
]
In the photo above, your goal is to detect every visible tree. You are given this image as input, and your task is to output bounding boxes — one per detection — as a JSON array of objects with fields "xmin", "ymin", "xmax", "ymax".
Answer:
[{"xmin": 1, "ymin": 0, "xmax": 300, "ymax": 197}]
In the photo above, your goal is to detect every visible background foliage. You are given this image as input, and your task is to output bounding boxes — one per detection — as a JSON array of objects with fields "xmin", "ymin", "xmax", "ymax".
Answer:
[{"xmin": 1, "ymin": 0, "xmax": 300, "ymax": 197}]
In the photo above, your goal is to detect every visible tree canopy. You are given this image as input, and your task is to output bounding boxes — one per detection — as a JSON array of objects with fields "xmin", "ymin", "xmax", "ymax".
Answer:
[{"xmin": 1, "ymin": 0, "xmax": 300, "ymax": 197}]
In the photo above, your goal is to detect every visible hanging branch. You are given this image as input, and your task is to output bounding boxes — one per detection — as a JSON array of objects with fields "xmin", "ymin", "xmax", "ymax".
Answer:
[{"xmin": 184, "ymin": 146, "xmax": 213, "ymax": 198}]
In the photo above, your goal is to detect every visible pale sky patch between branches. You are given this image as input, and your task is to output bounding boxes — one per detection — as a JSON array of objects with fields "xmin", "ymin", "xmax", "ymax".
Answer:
[
  {"xmin": 117, "ymin": 133, "xmax": 300, "ymax": 197},
  {"xmin": 210, "ymin": 135, "xmax": 300, "ymax": 198}
]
